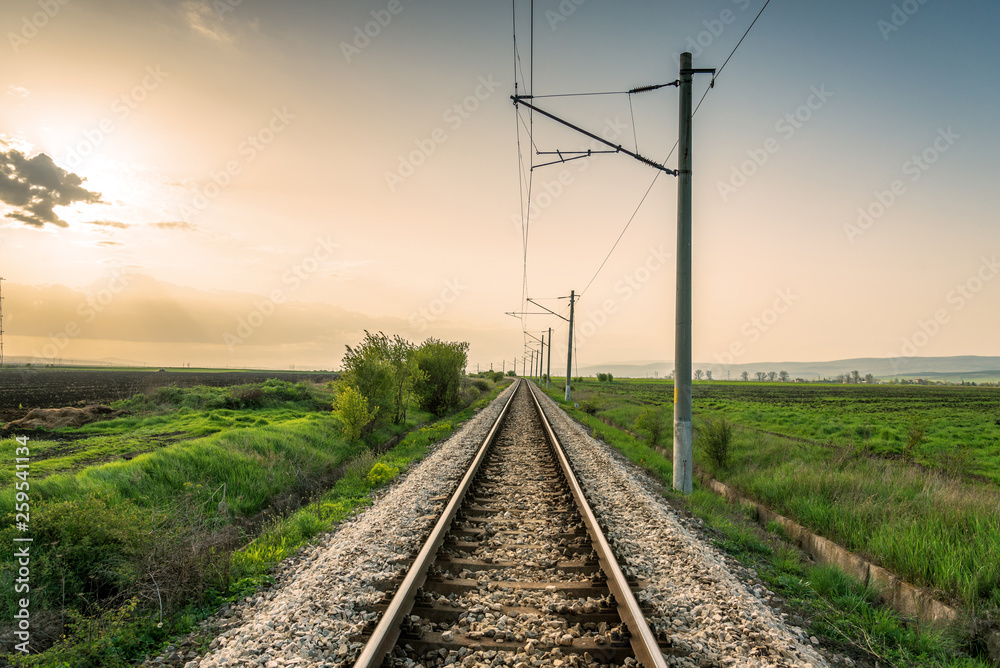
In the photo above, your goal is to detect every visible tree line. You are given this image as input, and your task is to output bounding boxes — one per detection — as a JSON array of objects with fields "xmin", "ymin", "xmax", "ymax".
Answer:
[{"xmin": 335, "ymin": 331, "xmax": 469, "ymax": 440}]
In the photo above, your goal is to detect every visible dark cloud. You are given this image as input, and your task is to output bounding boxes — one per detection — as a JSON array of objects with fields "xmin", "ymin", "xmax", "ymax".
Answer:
[
  {"xmin": 0, "ymin": 148, "xmax": 102, "ymax": 228},
  {"xmin": 150, "ymin": 220, "xmax": 196, "ymax": 231}
]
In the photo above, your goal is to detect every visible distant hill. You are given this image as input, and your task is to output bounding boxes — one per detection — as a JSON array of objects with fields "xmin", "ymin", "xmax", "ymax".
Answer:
[{"xmin": 578, "ymin": 356, "xmax": 1000, "ymax": 381}]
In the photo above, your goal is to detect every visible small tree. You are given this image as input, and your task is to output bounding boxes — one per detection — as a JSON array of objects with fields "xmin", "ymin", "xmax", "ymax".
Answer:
[
  {"xmin": 705, "ymin": 370, "xmax": 713, "ymax": 381},
  {"xmin": 335, "ymin": 384, "xmax": 379, "ymax": 441},
  {"xmin": 864, "ymin": 373, "xmax": 875, "ymax": 383},
  {"xmin": 607, "ymin": 372, "xmax": 613, "ymax": 382},
  {"xmin": 414, "ymin": 338, "xmax": 469, "ymax": 415},
  {"xmin": 755, "ymin": 371, "xmax": 767, "ymax": 382},
  {"xmin": 767, "ymin": 371, "xmax": 777, "ymax": 382},
  {"xmin": 384, "ymin": 334, "xmax": 421, "ymax": 424},
  {"xmin": 341, "ymin": 331, "xmax": 394, "ymax": 426},
  {"xmin": 740, "ymin": 371, "xmax": 749, "ymax": 382},
  {"xmin": 851, "ymin": 370, "xmax": 862, "ymax": 384},
  {"xmin": 694, "ymin": 369, "xmax": 704, "ymax": 381},
  {"xmin": 779, "ymin": 370, "xmax": 790, "ymax": 382},
  {"xmin": 597, "ymin": 372, "xmax": 608, "ymax": 382}
]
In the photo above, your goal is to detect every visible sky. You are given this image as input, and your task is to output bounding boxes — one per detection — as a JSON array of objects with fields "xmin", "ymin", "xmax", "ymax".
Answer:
[{"xmin": 0, "ymin": 0, "xmax": 998, "ymax": 373}]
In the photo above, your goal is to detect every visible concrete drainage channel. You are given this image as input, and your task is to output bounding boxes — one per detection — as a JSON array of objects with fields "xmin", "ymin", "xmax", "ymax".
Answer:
[{"xmin": 703, "ymin": 478, "xmax": 1000, "ymax": 666}]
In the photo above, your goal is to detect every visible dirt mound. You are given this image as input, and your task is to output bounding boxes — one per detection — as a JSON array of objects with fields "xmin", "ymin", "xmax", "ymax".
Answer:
[{"xmin": 3, "ymin": 405, "xmax": 120, "ymax": 430}]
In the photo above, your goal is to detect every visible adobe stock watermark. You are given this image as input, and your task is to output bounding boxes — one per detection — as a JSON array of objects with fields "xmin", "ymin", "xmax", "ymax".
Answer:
[
  {"xmin": 878, "ymin": 0, "xmax": 930, "ymax": 41},
  {"xmin": 12, "ymin": 434, "xmax": 31, "ymax": 655},
  {"xmin": 223, "ymin": 236, "xmax": 337, "ymax": 351},
  {"xmin": 844, "ymin": 126, "xmax": 958, "ymax": 244},
  {"xmin": 178, "ymin": 107, "xmax": 294, "ymax": 221},
  {"xmin": 576, "ymin": 246, "xmax": 671, "ymax": 346},
  {"xmin": 887, "ymin": 254, "xmax": 999, "ymax": 373},
  {"xmin": 717, "ymin": 85, "xmax": 833, "ymax": 202},
  {"xmin": 8, "ymin": 0, "xmax": 70, "ymax": 53},
  {"xmin": 713, "ymin": 288, "xmax": 799, "ymax": 365},
  {"xmin": 212, "ymin": 0, "xmax": 244, "ymax": 19},
  {"xmin": 672, "ymin": 0, "xmax": 752, "ymax": 66},
  {"xmin": 384, "ymin": 75, "xmax": 501, "ymax": 192},
  {"xmin": 63, "ymin": 66, "xmax": 168, "ymax": 169},
  {"xmin": 30, "ymin": 268, "xmax": 133, "ymax": 363},
  {"xmin": 340, "ymin": 0, "xmax": 413, "ymax": 63},
  {"xmin": 509, "ymin": 116, "xmax": 628, "ymax": 236},
  {"xmin": 545, "ymin": 0, "xmax": 588, "ymax": 31},
  {"xmin": 408, "ymin": 278, "xmax": 466, "ymax": 332}
]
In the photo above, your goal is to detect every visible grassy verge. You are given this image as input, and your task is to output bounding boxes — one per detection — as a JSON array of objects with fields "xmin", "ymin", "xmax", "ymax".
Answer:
[
  {"xmin": 556, "ymin": 380, "xmax": 1000, "ymax": 617},
  {"xmin": 0, "ymin": 378, "xmax": 509, "ymax": 667},
  {"xmin": 541, "ymin": 382, "xmax": 990, "ymax": 667}
]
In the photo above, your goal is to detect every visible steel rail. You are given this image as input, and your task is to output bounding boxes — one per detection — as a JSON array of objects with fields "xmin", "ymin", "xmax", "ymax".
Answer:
[
  {"xmin": 352, "ymin": 379, "xmax": 522, "ymax": 668},
  {"xmin": 526, "ymin": 381, "xmax": 669, "ymax": 668}
]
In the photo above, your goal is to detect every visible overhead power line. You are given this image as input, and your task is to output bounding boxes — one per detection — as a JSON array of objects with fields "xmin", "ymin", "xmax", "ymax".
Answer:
[{"xmin": 579, "ymin": 0, "xmax": 772, "ymax": 298}]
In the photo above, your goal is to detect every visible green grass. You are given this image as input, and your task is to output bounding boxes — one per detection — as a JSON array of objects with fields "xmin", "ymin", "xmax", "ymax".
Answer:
[
  {"xmin": 0, "ymin": 380, "xmax": 330, "ymax": 483},
  {"xmin": 541, "ymin": 381, "xmax": 992, "ymax": 667},
  {"xmin": 588, "ymin": 378, "xmax": 1000, "ymax": 482}
]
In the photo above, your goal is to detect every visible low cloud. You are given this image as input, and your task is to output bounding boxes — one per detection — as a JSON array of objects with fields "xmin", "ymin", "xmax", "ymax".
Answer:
[
  {"xmin": 150, "ymin": 220, "xmax": 196, "ymax": 231},
  {"xmin": 7, "ymin": 85, "xmax": 29, "ymax": 98},
  {"xmin": 87, "ymin": 220, "xmax": 131, "ymax": 230},
  {"xmin": 0, "ymin": 148, "xmax": 102, "ymax": 228}
]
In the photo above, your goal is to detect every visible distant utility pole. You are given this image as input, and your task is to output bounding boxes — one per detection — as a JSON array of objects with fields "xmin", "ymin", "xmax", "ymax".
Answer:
[
  {"xmin": 673, "ymin": 52, "xmax": 715, "ymax": 495},
  {"xmin": 539, "ymin": 332, "xmax": 545, "ymax": 385},
  {"xmin": 0, "ymin": 277, "xmax": 5, "ymax": 367},
  {"xmin": 565, "ymin": 290, "xmax": 575, "ymax": 402},
  {"xmin": 546, "ymin": 326, "xmax": 552, "ymax": 389},
  {"xmin": 514, "ymin": 357, "xmax": 517, "ymax": 375}
]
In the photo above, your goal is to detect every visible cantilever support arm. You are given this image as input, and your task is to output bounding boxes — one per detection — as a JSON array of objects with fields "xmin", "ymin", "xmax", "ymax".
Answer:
[
  {"xmin": 512, "ymin": 96, "xmax": 677, "ymax": 176},
  {"xmin": 526, "ymin": 297, "xmax": 570, "ymax": 322}
]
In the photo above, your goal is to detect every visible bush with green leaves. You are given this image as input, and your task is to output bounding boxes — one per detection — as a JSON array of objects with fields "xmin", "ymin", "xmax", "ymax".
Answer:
[
  {"xmin": 634, "ymin": 406, "xmax": 664, "ymax": 445},
  {"xmin": 366, "ymin": 462, "xmax": 400, "ymax": 487},
  {"xmin": 334, "ymin": 384, "xmax": 379, "ymax": 441},
  {"xmin": 413, "ymin": 338, "xmax": 469, "ymax": 415}
]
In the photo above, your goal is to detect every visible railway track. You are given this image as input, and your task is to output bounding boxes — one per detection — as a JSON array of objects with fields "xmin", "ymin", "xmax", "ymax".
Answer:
[{"xmin": 353, "ymin": 379, "xmax": 669, "ymax": 668}]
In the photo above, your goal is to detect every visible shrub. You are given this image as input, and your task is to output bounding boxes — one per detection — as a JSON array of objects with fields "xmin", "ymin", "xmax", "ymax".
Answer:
[
  {"xmin": 634, "ymin": 407, "xmax": 664, "ymax": 445},
  {"xmin": 699, "ymin": 418, "xmax": 734, "ymax": 470},
  {"xmin": 580, "ymin": 399, "xmax": 600, "ymax": 415},
  {"xmin": 228, "ymin": 384, "xmax": 264, "ymax": 409},
  {"xmin": 904, "ymin": 414, "xmax": 926, "ymax": 459},
  {"xmin": 334, "ymin": 384, "xmax": 379, "ymax": 441},
  {"xmin": 414, "ymin": 338, "xmax": 469, "ymax": 415},
  {"xmin": 472, "ymin": 379, "xmax": 491, "ymax": 392},
  {"xmin": 366, "ymin": 462, "xmax": 399, "ymax": 487}
]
